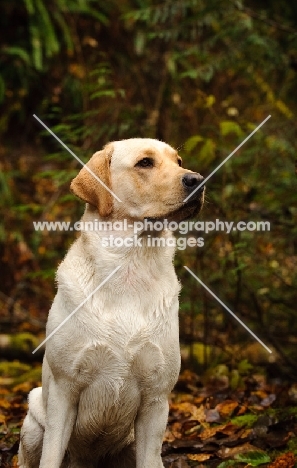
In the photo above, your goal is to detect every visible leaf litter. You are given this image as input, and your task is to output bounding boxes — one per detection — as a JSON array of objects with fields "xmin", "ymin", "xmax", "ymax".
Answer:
[{"xmin": 1, "ymin": 364, "xmax": 297, "ymax": 467}]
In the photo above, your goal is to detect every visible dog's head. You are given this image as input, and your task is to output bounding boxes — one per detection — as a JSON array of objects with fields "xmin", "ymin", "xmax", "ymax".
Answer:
[{"xmin": 70, "ymin": 138, "xmax": 204, "ymax": 221}]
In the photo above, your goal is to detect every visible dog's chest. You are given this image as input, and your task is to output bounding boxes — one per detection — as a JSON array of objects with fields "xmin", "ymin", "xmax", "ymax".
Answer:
[
  {"xmin": 66, "ymin": 298, "xmax": 176, "ymax": 407},
  {"xmin": 71, "ymin": 299, "xmax": 180, "ymax": 394},
  {"xmin": 73, "ymin": 337, "xmax": 170, "ymax": 391},
  {"xmin": 70, "ymin": 322, "xmax": 180, "ymax": 439}
]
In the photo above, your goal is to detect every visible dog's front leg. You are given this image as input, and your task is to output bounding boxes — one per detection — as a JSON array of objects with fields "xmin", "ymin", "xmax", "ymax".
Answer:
[
  {"xmin": 135, "ymin": 396, "xmax": 168, "ymax": 468},
  {"xmin": 39, "ymin": 378, "xmax": 77, "ymax": 468}
]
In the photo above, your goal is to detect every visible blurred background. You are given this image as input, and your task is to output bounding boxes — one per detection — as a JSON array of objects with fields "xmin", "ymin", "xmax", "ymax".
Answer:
[
  {"xmin": 1, "ymin": 1, "xmax": 297, "ymax": 466},
  {"xmin": 0, "ymin": 0, "xmax": 296, "ymax": 381}
]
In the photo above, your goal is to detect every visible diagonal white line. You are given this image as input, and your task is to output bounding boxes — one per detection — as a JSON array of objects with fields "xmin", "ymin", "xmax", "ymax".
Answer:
[
  {"xmin": 32, "ymin": 265, "xmax": 121, "ymax": 354},
  {"xmin": 33, "ymin": 114, "xmax": 122, "ymax": 203},
  {"xmin": 184, "ymin": 266, "xmax": 272, "ymax": 354},
  {"xmin": 184, "ymin": 115, "xmax": 271, "ymax": 202}
]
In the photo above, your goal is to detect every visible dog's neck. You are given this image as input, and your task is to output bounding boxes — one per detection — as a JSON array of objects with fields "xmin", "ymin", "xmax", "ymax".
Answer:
[
  {"xmin": 57, "ymin": 205, "xmax": 180, "ymax": 311},
  {"xmin": 78, "ymin": 205, "xmax": 177, "ymax": 264}
]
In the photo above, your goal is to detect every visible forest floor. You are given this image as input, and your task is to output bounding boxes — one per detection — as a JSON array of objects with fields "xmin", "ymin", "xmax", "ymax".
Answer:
[{"xmin": 1, "ymin": 359, "xmax": 297, "ymax": 468}]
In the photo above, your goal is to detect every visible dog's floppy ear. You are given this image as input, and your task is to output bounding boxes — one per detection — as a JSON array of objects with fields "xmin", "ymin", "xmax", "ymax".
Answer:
[{"xmin": 70, "ymin": 143, "xmax": 113, "ymax": 217}]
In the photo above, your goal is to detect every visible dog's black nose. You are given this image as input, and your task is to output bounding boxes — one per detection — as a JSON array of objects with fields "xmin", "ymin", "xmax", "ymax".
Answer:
[{"xmin": 182, "ymin": 173, "xmax": 205, "ymax": 194}]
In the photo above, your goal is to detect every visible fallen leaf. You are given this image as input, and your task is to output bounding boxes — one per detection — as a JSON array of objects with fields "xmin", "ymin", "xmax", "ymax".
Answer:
[
  {"xmin": 216, "ymin": 400, "xmax": 239, "ymax": 418},
  {"xmin": 252, "ymin": 390, "xmax": 268, "ymax": 401},
  {"xmin": 199, "ymin": 424, "xmax": 228, "ymax": 440},
  {"xmin": 217, "ymin": 443, "xmax": 262, "ymax": 459},
  {"xmin": 11, "ymin": 455, "xmax": 19, "ymax": 467},
  {"xmin": 163, "ymin": 427, "xmax": 176, "ymax": 443},
  {"xmin": 15, "ymin": 382, "xmax": 37, "ymax": 395},
  {"xmin": 0, "ymin": 398, "xmax": 10, "ymax": 410},
  {"xmin": 205, "ymin": 408, "xmax": 221, "ymax": 423},
  {"xmin": 235, "ymin": 450, "xmax": 271, "ymax": 466},
  {"xmin": 187, "ymin": 453, "xmax": 212, "ymax": 462},
  {"xmin": 171, "ymin": 402, "xmax": 205, "ymax": 423},
  {"xmin": 237, "ymin": 405, "xmax": 248, "ymax": 416},
  {"xmin": 261, "ymin": 394, "xmax": 276, "ymax": 407},
  {"xmin": 171, "ymin": 421, "xmax": 183, "ymax": 439},
  {"xmin": 268, "ymin": 452, "xmax": 296, "ymax": 468}
]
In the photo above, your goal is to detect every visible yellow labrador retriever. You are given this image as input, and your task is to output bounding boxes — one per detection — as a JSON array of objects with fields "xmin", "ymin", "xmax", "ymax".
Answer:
[{"xmin": 19, "ymin": 138, "xmax": 204, "ymax": 468}]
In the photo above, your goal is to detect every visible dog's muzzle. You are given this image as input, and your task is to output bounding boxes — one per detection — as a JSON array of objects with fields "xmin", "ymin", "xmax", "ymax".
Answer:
[{"xmin": 145, "ymin": 172, "xmax": 205, "ymax": 224}]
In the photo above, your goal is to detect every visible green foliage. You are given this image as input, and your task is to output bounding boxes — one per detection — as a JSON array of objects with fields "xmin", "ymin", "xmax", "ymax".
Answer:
[
  {"xmin": 217, "ymin": 452, "xmax": 271, "ymax": 467},
  {"xmin": 220, "ymin": 121, "xmax": 244, "ymax": 138},
  {"xmin": 235, "ymin": 451, "xmax": 271, "ymax": 466},
  {"xmin": 1, "ymin": 0, "xmax": 297, "ymax": 372},
  {"xmin": 288, "ymin": 437, "xmax": 297, "ymax": 456},
  {"xmin": 0, "ymin": 0, "xmax": 109, "ymax": 132},
  {"xmin": 230, "ymin": 414, "xmax": 259, "ymax": 428},
  {"xmin": 217, "ymin": 461, "xmax": 238, "ymax": 468},
  {"xmin": 10, "ymin": 333, "xmax": 40, "ymax": 353},
  {"xmin": 0, "ymin": 361, "xmax": 31, "ymax": 377}
]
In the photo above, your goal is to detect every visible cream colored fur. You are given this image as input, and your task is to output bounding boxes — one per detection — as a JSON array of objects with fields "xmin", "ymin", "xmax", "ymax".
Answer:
[{"xmin": 19, "ymin": 138, "xmax": 204, "ymax": 468}]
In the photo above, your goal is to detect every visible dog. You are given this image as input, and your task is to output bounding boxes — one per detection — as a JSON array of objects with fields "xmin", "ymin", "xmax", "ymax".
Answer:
[{"xmin": 19, "ymin": 138, "xmax": 204, "ymax": 468}]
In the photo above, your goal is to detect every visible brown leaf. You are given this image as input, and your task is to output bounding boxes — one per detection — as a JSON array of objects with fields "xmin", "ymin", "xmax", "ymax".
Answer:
[
  {"xmin": 199, "ymin": 424, "xmax": 228, "ymax": 440},
  {"xmin": 179, "ymin": 369, "xmax": 200, "ymax": 385},
  {"xmin": 187, "ymin": 453, "xmax": 212, "ymax": 462},
  {"xmin": 217, "ymin": 442, "xmax": 263, "ymax": 459},
  {"xmin": 171, "ymin": 402, "xmax": 205, "ymax": 423},
  {"xmin": 0, "ymin": 398, "xmax": 10, "ymax": 410},
  {"xmin": 268, "ymin": 452, "xmax": 296, "ymax": 468},
  {"xmin": 0, "ymin": 414, "xmax": 6, "ymax": 424},
  {"xmin": 252, "ymin": 390, "xmax": 268, "ymax": 400},
  {"xmin": 11, "ymin": 455, "xmax": 19, "ymax": 467},
  {"xmin": 219, "ymin": 423, "xmax": 242, "ymax": 436},
  {"xmin": 216, "ymin": 400, "xmax": 239, "ymax": 418},
  {"xmin": 163, "ymin": 427, "xmax": 176, "ymax": 443},
  {"xmin": 237, "ymin": 404, "xmax": 248, "ymax": 415},
  {"xmin": 12, "ymin": 381, "xmax": 34, "ymax": 394},
  {"xmin": 240, "ymin": 428, "xmax": 253, "ymax": 439},
  {"xmin": 193, "ymin": 396, "xmax": 205, "ymax": 405},
  {"xmin": 170, "ymin": 421, "xmax": 183, "ymax": 439}
]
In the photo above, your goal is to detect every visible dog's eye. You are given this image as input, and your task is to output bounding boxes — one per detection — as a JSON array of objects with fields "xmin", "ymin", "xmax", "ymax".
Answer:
[
  {"xmin": 177, "ymin": 158, "xmax": 182, "ymax": 167},
  {"xmin": 136, "ymin": 157, "xmax": 154, "ymax": 168}
]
